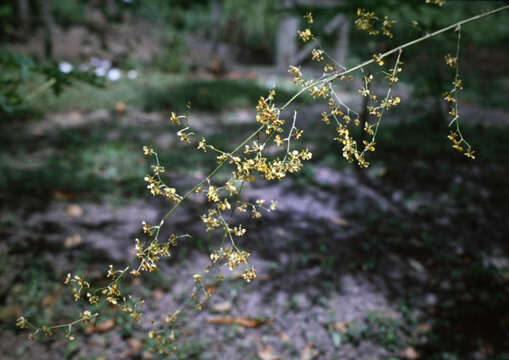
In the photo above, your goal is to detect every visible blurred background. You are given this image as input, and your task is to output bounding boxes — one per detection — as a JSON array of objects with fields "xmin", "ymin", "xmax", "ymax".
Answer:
[{"xmin": 1, "ymin": 0, "xmax": 509, "ymax": 359}]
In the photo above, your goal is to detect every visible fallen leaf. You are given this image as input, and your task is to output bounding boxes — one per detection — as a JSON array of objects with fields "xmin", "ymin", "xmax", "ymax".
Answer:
[
  {"xmin": 211, "ymin": 301, "xmax": 232, "ymax": 313},
  {"xmin": 127, "ymin": 337, "xmax": 143, "ymax": 351},
  {"xmin": 85, "ymin": 318, "xmax": 115, "ymax": 334},
  {"xmin": 42, "ymin": 295, "xmax": 56, "ymax": 306},
  {"xmin": 179, "ymin": 328, "xmax": 194, "ymax": 336},
  {"xmin": 66, "ymin": 204, "xmax": 83, "ymax": 217},
  {"xmin": 409, "ymin": 259, "xmax": 425, "ymax": 273},
  {"xmin": 300, "ymin": 343, "xmax": 319, "ymax": 360},
  {"xmin": 115, "ymin": 101, "xmax": 126, "ymax": 114},
  {"xmin": 152, "ymin": 289, "xmax": 165, "ymax": 300},
  {"xmin": 64, "ymin": 234, "xmax": 82, "ymax": 248},
  {"xmin": 401, "ymin": 346, "xmax": 419, "ymax": 359},
  {"xmin": 0, "ymin": 305, "xmax": 22, "ymax": 320},
  {"xmin": 120, "ymin": 337, "xmax": 143, "ymax": 358},
  {"xmin": 329, "ymin": 217, "xmax": 350, "ymax": 226},
  {"xmin": 329, "ymin": 321, "xmax": 349, "ymax": 333},
  {"xmin": 53, "ymin": 191, "xmax": 79, "ymax": 200},
  {"xmin": 413, "ymin": 322, "xmax": 431, "ymax": 334},
  {"xmin": 204, "ymin": 284, "xmax": 218, "ymax": 293},
  {"xmin": 207, "ymin": 316, "xmax": 272, "ymax": 327},
  {"xmin": 258, "ymin": 345, "xmax": 279, "ymax": 360},
  {"xmin": 277, "ymin": 331, "xmax": 291, "ymax": 343},
  {"xmin": 142, "ymin": 351, "xmax": 154, "ymax": 359}
]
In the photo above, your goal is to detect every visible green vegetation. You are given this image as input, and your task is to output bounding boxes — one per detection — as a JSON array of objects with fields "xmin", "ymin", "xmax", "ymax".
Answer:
[{"xmin": 143, "ymin": 78, "xmax": 304, "ymax": 112}]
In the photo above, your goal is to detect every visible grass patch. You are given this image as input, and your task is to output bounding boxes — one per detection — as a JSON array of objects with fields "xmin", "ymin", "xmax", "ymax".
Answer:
[
  {"xmin": 143, "ymin": 78, "xmax": 306, "ymax": 112},
  {"xmin": 27, "ymin": 71, "xmax": 182, "ymax": 113},
  {"xmin": 0, "ymin": 141, "xmax": 146, "ymax": 197}
]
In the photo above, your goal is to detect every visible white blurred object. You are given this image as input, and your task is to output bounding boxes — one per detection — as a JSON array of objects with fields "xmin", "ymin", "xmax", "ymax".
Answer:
[
  {"xmin": 90, "ymin": 57, "xmax": 111, "ymax": 70},
  {"xmin": 58, "ymin": 61, "xmax": 73, "ymax": 74},
  {"xmin": 107, "ymin": 68, "xmax": 122, "ymax": 81},
  {"xmin": 79, "ymin": 63, "xmax": 90, "ymax": 72},
  {"xmin": 127, "ymin": 70, "xmax": 138, "ymax": 79},
  {"xmin": 265, "ymin": 79, "xmax": 276, "ymax": 89},
  {"xmin": 94, "ymin": 67, "xmax": 106, "ymax": 77}
]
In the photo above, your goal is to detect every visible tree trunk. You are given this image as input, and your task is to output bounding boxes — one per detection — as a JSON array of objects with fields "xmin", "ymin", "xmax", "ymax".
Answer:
[
  {"xmin": 39, "ymin": 0, "xmax": 54, "ymax": 59},
  {"xmin": 211, "ymin": 0, "xmax": 223, "ymax": 53},
  {"xmin": 17, "ymin": 0, "xmax": 31, "ymax": 38},
  {"xmin": 332, "ymin": 15, "xmax": 350, "ymax": 67},
  {"xmin": 276, "ymin": 14, "xmax": 299, "ymax": 72}
]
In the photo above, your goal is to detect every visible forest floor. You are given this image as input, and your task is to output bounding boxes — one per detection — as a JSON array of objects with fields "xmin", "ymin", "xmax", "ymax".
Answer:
[{"xmin": 1, "ymin": 75, "xmax": 509, "ymax": 360}]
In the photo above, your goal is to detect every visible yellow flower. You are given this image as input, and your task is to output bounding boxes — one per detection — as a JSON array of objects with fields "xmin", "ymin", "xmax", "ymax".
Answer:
[
  {"xmin": 373, "ymin": 53, "xmax": 384, "ymax": 66},
  {"xmin": 143, "ymin": 145, "xmax": 155, "ymax": 156},
  {"xmin": 444, "ymin": 54, "xmax": 457, "ymax": 68},
  {"xmin": 363, "ymin": 140, "xmax": 376, "ymax": 152},
  {"xmin": 142, "ymin": 221, "xmax": 153, "ymax": 235},
  {"xmin": 218, "ymin": 198, "xmax": 231, "ymax": 211},
  {"xmin": 233, "ymin": 225, "xmax": 246, "ymax": 236},
  {"xmin": 274, "ymin": 135, "xmax": 285, "ymax": 147},
  {"xmin": 464, "ymin": 147, "xmax": 475, "ymax": 159},
  {"xmin": 321, "ymin": 111, "xmax": 330, "ymax": 124},
  {"xmin": 197, "ymin": 137, "xmax": 207, "ymax": 152},
  {"xmin": 207, "ymin": 186, "xmax": 219, "ymax": 202},
  {"xmin": 311, "ymin": 49, "xmax": 324, "ymax": 62},
  {"xmin": 298, "ymin": 28, "xmax": 313, "ymax": 42},
  {"xmin": 16, "ymin": 317, "xmax": 28, "ymax": 329},
  {"xmin": 169, "ymin": 112, "xmax": 182, "ymax": 125},
  {"xmin": 453, "ymin": 78, "xmax": 463, "ymax": 90},
  {"xmin": 303, "ymin": 12, "xmax": 313, "ymax": 24},
  {"xmin": 242, "ymin": 267, "xmax": 256, "ymax": 282},
  {"xmin": 426, "ymin": 0, "xmax": 445, "ymax": 6}
]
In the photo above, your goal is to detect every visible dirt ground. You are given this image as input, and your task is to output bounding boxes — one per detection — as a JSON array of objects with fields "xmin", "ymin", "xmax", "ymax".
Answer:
[{"xmin": 1, "ymin": 101, "xmax": 509, "ymax": 360}]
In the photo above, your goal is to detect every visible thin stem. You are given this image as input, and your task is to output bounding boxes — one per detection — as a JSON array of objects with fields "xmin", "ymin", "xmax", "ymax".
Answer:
[
  {"xmin": 25, "ymin": 78, "xmax": 56, "ymax": 102},
  {"xmin": 283, "ymin": 111, "xmax": 298, "ymax": 162},
  {"xmin": 327, "ymin": 5, "xmax": 509, "ymax": 82},
  {"xmin": 161, "ymin": 124, "xmax": 266, "ymax": 222}
]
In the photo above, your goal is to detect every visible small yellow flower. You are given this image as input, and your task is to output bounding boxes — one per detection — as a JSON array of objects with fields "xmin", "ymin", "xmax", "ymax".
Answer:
[
  {"xmin": 363, "ymin": 140, "xmax": 376, "ymax": 152},
  {"xmin": 143, "ymin": 145, "xmax": 155, "ymax": 156},
  {"xmin": 426, "ymin": 0, "xmax": 445, "ymax": 6},
  {"xmin": 242, "ymin": 267, "xmax": 256, "ymax": 282},
  {"xmin": 170, "ymin": 112, "xmax": 184, "ymax": 125},
  {"xmin": 311, "ymin": 49, "xmax": 324, "ymax": 62},
  {"xmin": 453, "ymin": 78, "xmax": 463, "ymax": 90},
  {"xmin": 443, "ymin": 91, "xmax": 455, "ymax": 103},
  {"xmin": 233, "ymin": 225, "xmax": 246, "ymax": 236},
  {"xmin": 274, "ymin": 135, "xmax": 285, "ymax": 147},
  {"xmin": 321, "ymin": 111, "xmax": 330, "ymax": 124},
  {"xmin": 298, "ymin": 28, "xmax": 313, "ymax": 42},
  {"xmin": 373, "ymin": 53, "xmax": 384, "ymax": 66},
  {"xmin": 444, "ymin": 54, "xmax": 457, "ymax": 68},
  {"xmin": 303, "ymin": 12, "xmax": 313, "ymax": 24},
  {"xmin": 464, "ymin": 147, "xmax": 476, "ymax": 159},
  {"xmin": 16, "ymin": 317, "xmax": 28, "ymax": 329},
  {"xmin": 142, "ymin": 221, "xmax": 153, "ymax": 235},
  {"xmin": 197, "ymin": 137, "xmax": 207, "ymax": 152}
]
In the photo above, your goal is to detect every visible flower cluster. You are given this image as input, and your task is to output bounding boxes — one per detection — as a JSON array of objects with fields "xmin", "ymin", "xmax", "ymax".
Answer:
[
  {"xmin": 355, "ymin": 9, "xmax": 396, "ymax": 38},
  {"xmin": 298, "ymin": 28, "xmax": 313, "ymax": 42},
  {"xmin": 426, "ymin": 0, "xmax": 446, "ymax": 6},
  {"xmin": 443, "ymin": 26, "xmax": 475, "ymax": 159}
]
